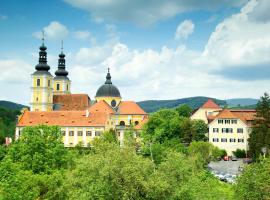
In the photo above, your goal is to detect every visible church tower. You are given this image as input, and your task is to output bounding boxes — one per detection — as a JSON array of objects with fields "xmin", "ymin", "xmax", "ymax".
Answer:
[
  {"xmin": 53, "ymin": 41, "xmax": 71, "ymax": 95},
  {"xmin": 95, "ymin": 68, "xmax": 122, "ymax": 108},
  {"xmin": 30, "ymin": 34, "xmax": 53, "ymax": 111}
]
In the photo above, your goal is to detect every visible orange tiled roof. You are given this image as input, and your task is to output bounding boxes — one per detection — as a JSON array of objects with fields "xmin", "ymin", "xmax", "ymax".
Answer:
[
  {"xmin": 53, "ymin": 94, "xmax": 90, "ymax": 111},
  {"xmin": 230, "ymin": 110, "xmax": 256, "ymax": 122},
  {"xmin": 88, "ymin": 100, "xmax": 115, "ymax": 114},
  {"xmin": 117, "ymin": 101, "xmax": 147, "ymax": 115},
  {"xmin": 17, "ymin": 110, "xmax": 108, "ymax": 127},
  {"xmin": 214, "ymin": 109, "xmax": 236, "ymax": 119},
  {"xmin": 201, "ymin": 99, "xmax": 221, "ymax": 109}
]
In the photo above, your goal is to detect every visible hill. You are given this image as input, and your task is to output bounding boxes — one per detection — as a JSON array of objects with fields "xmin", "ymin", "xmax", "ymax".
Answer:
[
  {"xmin": 137, "ymin": 97, "xmax": 227, "ymax": 113},
  {"xmin": 0, "ymin": 101, "xmax": 27, "ymax": 110},
  {"xmin": 226, "ymin": 98, "xmax": 258, "ymax": 107}
]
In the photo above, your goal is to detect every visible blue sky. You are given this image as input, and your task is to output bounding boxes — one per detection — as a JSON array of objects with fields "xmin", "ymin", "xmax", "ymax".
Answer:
[{"xmin": 0, "ymin": 0, "xmax": 270, "ymax": 105}]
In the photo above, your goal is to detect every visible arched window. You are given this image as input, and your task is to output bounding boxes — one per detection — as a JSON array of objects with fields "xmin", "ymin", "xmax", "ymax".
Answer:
[
  {"xmin": 135, "ymin": 121, "xmax": 139, "ymax": 126},
  {"xmin": 48, "ymin": 80, "xmax": 50, "ymax": 87},
  {"xmin": 67, "ymin": 84, "xmax": 69, "ymax": 91},
  {"xmin": 57, "ymin": 83, "xmax": 60, "ymax": 91},
  {"xmin": 119, "ymin": 121, "xmax": 125, "ymax": 126},
  {"xmin": 37, "ymin": 79, "xmax": 40, "ymax": 86}
]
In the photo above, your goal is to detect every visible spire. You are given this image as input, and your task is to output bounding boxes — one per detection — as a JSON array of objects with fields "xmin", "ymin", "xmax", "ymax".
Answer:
[
  {"xmin": 55, "ymin": 40, "xmax": 68, "ymax": 77},
  {"xmin": 105, "ymin": 67, "xmax": 112, "ymax": 84},
  {"xmin": 35, "ymin": 30, "xmax": 50, "ymax": 71}
]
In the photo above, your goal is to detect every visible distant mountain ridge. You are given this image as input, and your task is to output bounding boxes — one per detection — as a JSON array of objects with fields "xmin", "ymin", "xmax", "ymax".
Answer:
[
  {"xmin": 137, "ymin": 97, "xmax": 258, "ymax": 113},
  {"xmin": 0, "ymin": 101, "xmax": 27, "ymax": 110}
]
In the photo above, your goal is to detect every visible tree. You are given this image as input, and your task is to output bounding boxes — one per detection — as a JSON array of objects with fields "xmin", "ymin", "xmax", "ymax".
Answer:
[
  {"xmin": 175, "ymin": 104, "xmax": 192, "ymax": 117},
  {"xmin": 249, "ymin": 93, "xmax": 270, "ymax": 160},
  {"xmin": 6, "ymin": 125, "xmax": 71, "ymax": 174},
  {"xmin": 192, "ymin": 119, "xmax": 208, "ymax": 141},
  {"xmin": 235, "ymin": 158, "xmax": 270, "ymax": 200},
  {"xmin": 142, "ymin": 109, "xmax": 182, "ymax": 143},
  {"xmin": 233, "ymin": 149, "xmax": 246, "ymax": 158}
]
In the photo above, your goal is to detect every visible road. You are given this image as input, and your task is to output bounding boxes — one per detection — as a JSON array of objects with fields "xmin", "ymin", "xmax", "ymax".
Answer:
[{"xmin": 208, "ymin": 160, "xmax": 243, "ymax": 175}]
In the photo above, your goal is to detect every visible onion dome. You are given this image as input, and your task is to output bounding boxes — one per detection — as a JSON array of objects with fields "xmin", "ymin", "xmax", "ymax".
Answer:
[
  {"xmin": 35, "ymin": 36, "xmax": 50, "ymax": 72},
  {"xmin": 96, "ymin": 68, "xmax": 121, "ymax": 98},
  {"xmin": 55, "ymin": 41, "xmax": 69, "ymax": 79}
]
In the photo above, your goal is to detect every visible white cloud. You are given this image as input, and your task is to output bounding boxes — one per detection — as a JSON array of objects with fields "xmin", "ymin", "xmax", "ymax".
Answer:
[
  {"xmin": 33, "ymin": 21, "xmax": 69, "ymax": 40},
  {"xmin": 64, "ymin": 0, "xmax": 247, "ymax": 26},
  {"xmin": 0, "ymin": 59, "xmax": 32, "ymax": 83},
  {"xmin": 175, "ymin": 20, "xmax": 195, "ymax": 40},
  {"xmin": 201, "ymin": 0, "xmax": 270, "ymax": 74},
  {"xmin": 74, "ymin": 31, "xmax": 91, "ymax": 40}
]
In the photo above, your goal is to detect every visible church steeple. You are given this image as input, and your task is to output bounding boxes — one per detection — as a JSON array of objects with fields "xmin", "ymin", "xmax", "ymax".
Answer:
[
  {"xmin": 35, "ymin": 31, "xmax": 50, "ymax": 71},
  {"xmin": 53, "ymin": 40, "xmax": 71, "ymax": 95},
  {"xmin": 105, "ymin": 67, "xmax": 112, "ymax": 84},
  {"xmin": 55, "ymin": 40, "xmax": 69, "ymax": 77}
]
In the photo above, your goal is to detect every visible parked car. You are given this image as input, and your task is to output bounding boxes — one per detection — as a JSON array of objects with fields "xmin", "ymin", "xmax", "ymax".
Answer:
[
  {"xmin": 223, "ymin": 156, "xmax": 230, "ymax": 161},
  {"xmin": 231, "ymin": 156, "xmax": 238, "ymax": 161},
  {"xmin": 243, "ymin": 158, "xmax": 252, "ymax": 164}
]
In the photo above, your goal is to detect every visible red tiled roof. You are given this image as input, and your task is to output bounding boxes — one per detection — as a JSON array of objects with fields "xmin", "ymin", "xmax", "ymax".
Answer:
[
  {"xmin": 230, "ymin": 110, "xmax": 256, "ymax": 122},
  {"xmin": 213, "ymin": 109, "xmax": 256, "ymax": 124},
  {"xmin": 214, "ymin": 109, "xmax": 236, "ymax": 119},
  {"xmin": 201, "ymin": 99, "xmax": 221, "ymax": 109},
  {"xmin": 53, "ymin": 94, "xmax": 90, "ymax": 111},
  {"xmin": 17, "ymin": 110, "xmax": 108, "ymax": 127},
  {"xmin": 88, "ymin": 100, "xmax": 115, "ymax": 114},
  {"xmin": 117, "ymin": 101, "xmax": 147, "ymax": 115}
]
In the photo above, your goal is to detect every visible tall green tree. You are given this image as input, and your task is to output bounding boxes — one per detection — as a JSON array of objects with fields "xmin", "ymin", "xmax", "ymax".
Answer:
[
  {"xmin": 249, "ymin": 93, "xmax": 270, "ymax": 160},
  {"xmin": 235, "ymin": 158, "xmax": 270, "ymax": 200},
  {"xmin": 175, "ymin": 104, "xmax": 192, "ymax": 117}
]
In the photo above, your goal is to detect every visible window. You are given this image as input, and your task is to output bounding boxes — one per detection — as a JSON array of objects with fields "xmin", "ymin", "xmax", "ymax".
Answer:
[
  {"xmin": 119, "ymin": 121, "xmax": 125, "ymax": 126},
  {"xmin": 135, "ymin": 121, "xmax": 139, "ymax": 126},
  {"xmin": 213, "ymin": 128, "xmax": 219, "ymax": 133},
  {"xmin": 218, "ymin": 119, "xmax": 223, "ymax": 124},
  {"xmin": 36, "ymin": 97, "xmax": 38, "ymax": 102},
  {"xmin": 57, "ymin": 83, "xmax": 60, "ymax": 91},
  {"xmin": 221, "ymin": 138, "xmax": 227, "ymax": 142},
  {"xmin": 69, "ymin": 131, "xmax": 74, "ymax": 136},
  {"xmin": 78, "ymin": 131, "xmax": 83, "ymax": 136},
  {"xmin": 61, "ymin": 131, "xmax": 66, "ymax": 136},
  {"xmin": 111, "ymin": 99, "xmax": 116, "ymax": 107},
  {"xmin": 86, "ymin": 131, "xmax": 92, "ymax": 136},
  {"xmin": 225, "ymin": 119, "xmax": 230, "ymax": 124},
  {"xmin": 213, "ymin": 138, "xmax": 219, "ymax": 142},
  {"xmin": 67, "ymin": 84, "xmax": 69, "ymax": 91},
  {"xmin": 232, "ymin": 119, "xmax": 237, "ymax": 124},
  {"xmin": 229, "ymin": 138, "xmax": 236, "ymax": 143},
  {"xmin": 222, "ymin": 128, "xmax": 233, "ymax": 133},
  {"xmin": 237, "ymin": 128, "xmax": 243, "ymax": 133},
  {"xmin": 48, "ymin": 80, "xmax": 50, "ymax": 87},
  {"xmin": 95, "ymin": 131, "xmax": 102, "ymax": 136},
  {"xmin": 37, "ymin": 79, "xmax": 40, "ymax": 86},
  {"xmin": 238, "ymin": 138, "xmax": 244, "ymax": 143}
]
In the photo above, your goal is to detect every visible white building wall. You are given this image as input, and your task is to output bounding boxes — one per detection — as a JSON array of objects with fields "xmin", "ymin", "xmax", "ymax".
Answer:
[{"xmin": 209, "ymin": 118, "xmax": 249, "ymax": 156}]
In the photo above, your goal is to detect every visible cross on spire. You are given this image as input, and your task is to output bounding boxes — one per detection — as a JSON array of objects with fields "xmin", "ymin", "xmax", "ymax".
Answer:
[
  {"xmin": 108, "ymin": 67, "xmax": 110, "ymax": 73},
  {"xmin": 61, "ymin": 40, "xmax": 64, "ymax": 53},
  {"xmin": 42, "ymin": 30, "xmax": 45, "ymax": 45}
]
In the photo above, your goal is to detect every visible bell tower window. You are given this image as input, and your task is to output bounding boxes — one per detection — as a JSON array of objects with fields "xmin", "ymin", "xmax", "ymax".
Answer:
[
  {"xmin": 48, "ymin": 80, "xmax": 50, "ymax": 87},
  {"xmin": 57, "ymin": 83, "xmax": 60, "ymax": 91},
  {"xmin": 37, "ymin": 79, "xmax": 40, "ymax": 86}
]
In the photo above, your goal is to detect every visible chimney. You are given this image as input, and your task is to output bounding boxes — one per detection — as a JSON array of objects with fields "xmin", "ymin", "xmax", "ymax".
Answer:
[{"xmin": 86, "ymin": 109, "xmax": 90, "ymax": 117}]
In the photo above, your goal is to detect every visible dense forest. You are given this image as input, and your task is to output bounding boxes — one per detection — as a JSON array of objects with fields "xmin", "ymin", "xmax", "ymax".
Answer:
[
  {"xmin": 0, "ymin": 107, "xmax": 20, "ymax": 144},
  {"xmin": 137, "ymin": 96, "xmax": 257, "ymax": 113}
]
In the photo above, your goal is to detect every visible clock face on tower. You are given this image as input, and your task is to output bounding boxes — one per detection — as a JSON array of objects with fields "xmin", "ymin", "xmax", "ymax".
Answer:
[{"xmin": 111, "ymin": 99, "xmax": 116, "ymax": 107}]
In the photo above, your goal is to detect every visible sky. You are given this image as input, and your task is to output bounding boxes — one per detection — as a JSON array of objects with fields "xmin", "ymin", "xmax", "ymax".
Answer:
[{"xmin": 0, "ymin": 0, "xmax": 270, "ymax": 105}]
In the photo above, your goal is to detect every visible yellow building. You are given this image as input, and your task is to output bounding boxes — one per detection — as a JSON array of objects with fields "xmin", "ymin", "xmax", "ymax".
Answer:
[
  {"xmin": 53, "ymin": 47, "xmax": 71, "ymax": 95},
  {"xmin": 30, "ymin": 41, "xmax": 53, "ymax": 111},
  {"xmin": 16, "ymin": 42, "xmax": 148, "ymax": 146}
]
